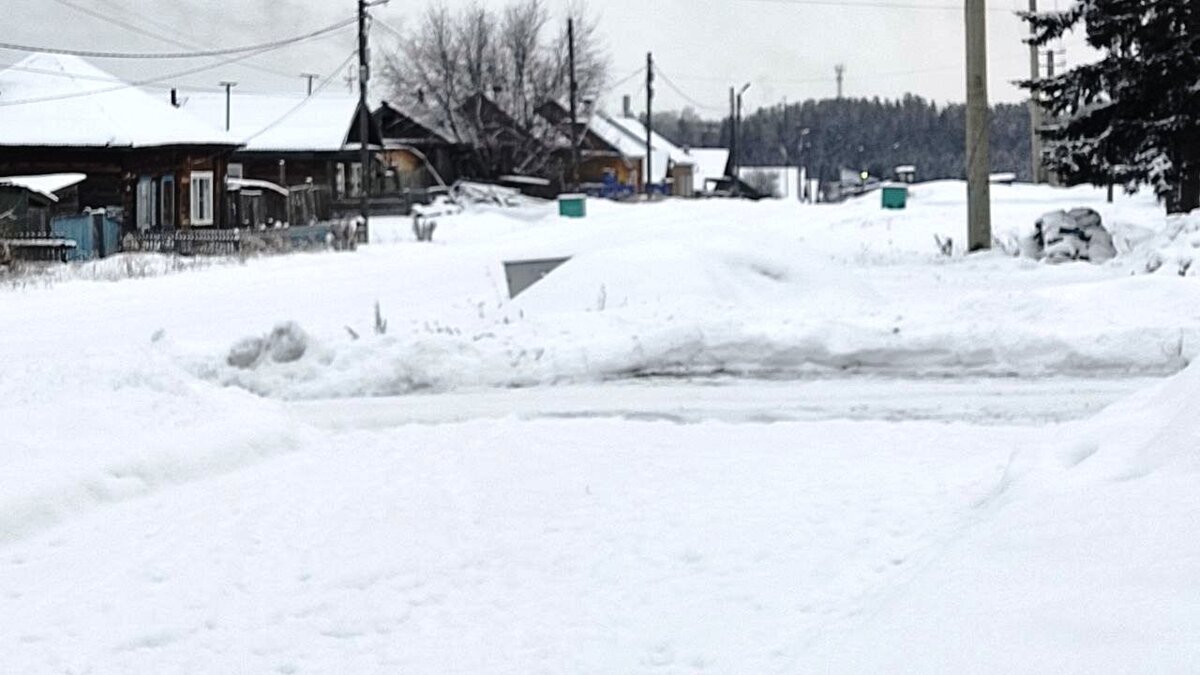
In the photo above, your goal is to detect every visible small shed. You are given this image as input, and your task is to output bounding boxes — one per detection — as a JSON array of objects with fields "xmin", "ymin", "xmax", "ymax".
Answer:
[
  {"xmin": 0, "ymin": 183, "xmax": 54, "ymax": 234},
  {"xmin": 894, "ymin": 165, "xmax": 917, "ymax": 184}
]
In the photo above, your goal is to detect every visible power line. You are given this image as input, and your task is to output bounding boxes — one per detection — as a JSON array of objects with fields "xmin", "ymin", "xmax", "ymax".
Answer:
[
  {"xmin": 59, "ymin": 0, "xmax": 304, "ymax": 81},
  {"xmin": 597, "ymin": 67, "xmax": 647, "ymax": 97},
  {"xmin": 0, "ymin": 35, "xmax": 355, "ymax": 107},
  {"xmin": 736, "ymin": 0, "xmax": 1018, "ymax": 12},
  {"xmin": 0, "ymin": 61, "xmax": 284, "ymax": 95},
  {"xmin": 0, "ymin": 17, "xmax": 357, "ymax": 60},
  {"xmin": 655, "ymin": 68, "xmax": 727, "ymax": 113},
  {"xmin": 243, "ymin": 51, "xmax": 359, "ymax": 144}
]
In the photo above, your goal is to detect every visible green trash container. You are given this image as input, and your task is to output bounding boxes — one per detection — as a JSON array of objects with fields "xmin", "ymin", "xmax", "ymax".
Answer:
[
  {"xmin": 881, "ymin": 185, "xmax": 908, "ymax": 210},
  {"xmin": 558, "ymin": 193, "xmax": 587, "ymax": 218}
]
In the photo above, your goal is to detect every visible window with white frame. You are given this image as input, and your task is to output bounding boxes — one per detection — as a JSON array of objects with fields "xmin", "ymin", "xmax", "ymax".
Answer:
[{"xmin": 190, "ymin": 171, "xmax": 214, "ymax": 226}]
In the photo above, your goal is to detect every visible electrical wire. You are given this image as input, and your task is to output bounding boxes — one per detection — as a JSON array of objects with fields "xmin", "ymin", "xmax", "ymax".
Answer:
[
  {"xmin": 655, "ymin": 68, "xmax": 728, "ymax": 113},
  {"xmin": 0, "ymin": 34, "xmax": 355, "ymax": 107},
  {"xmin": 0, "ymin": 60, "xmax": 286, "ymax": 95},
  {"xmin": 601, "ymin": 67, "xmax": 647, "ymax": 95},
  {"xmin": 56, "ymin": 0, "xmax": 305, "ymax": 81},
  {"xmin": 737, "ymin": 0, "xmax": 1019, "ymax": 12},
  {"xmin": 0, "ymin": 17, "xmax": 357, "ymax": 60},
  {"xmin": 242, "ymin": 51, "xmax": 359, "ymax": 144}
]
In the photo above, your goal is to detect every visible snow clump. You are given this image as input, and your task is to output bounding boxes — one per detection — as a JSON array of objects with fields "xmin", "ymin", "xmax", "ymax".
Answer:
[{"xmin": 227, "ymin": 322, "xmax": 309, "ymax": 369}]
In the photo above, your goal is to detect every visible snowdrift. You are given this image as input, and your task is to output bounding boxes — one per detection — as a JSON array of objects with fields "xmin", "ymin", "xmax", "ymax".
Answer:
[
  {"xmin": 0, "ymin": 352, "xmax": 311, "ymax": 544},
  {"xmin": 200, "ymin": 236, "xmax": 1200, "ymax": 400}
]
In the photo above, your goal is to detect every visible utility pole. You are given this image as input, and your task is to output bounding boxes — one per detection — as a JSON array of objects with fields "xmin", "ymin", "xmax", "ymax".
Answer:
[
  {"xmin": 1027, "ymin": 0, "xmax": 1044, "ymax": 184},
  {"xmin": 301, "ymin": 72, "xmax": 318, "ymax": 97},
  {"xmin": 736, "ymin": 83, "xmax": 750, "ymax": 196},
  {"xmin": 965, "ymin": 0, "xmax": 992, "ymax": 251},
  {"xmin": 568, "ymin": 19, "xmax": 581, "ymax": 192},
  {"xmin": 835, "ymin": 64, "xmax": 845, "ymax": 99},
  {"xmin": 645, "ymin": 52, "xmax": 654, "ymax": 196},
  {"xmin": 729, "ymin": 87, "xmax": 736, "ymax": 186},
  {"xmin": 357, "ymin": 0, "xmax": 372, "ymax": 234},
  {"xmin": 219, "ymin": 81, "xmax": 237, "ymax": 132}
]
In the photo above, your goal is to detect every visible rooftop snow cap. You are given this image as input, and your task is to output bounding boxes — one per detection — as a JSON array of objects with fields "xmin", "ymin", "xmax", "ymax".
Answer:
[
  {"xmin": 178, "ymin": 92, "xmax": 365, "ymax": 152},
  {"xmin": 0, "ymin": 53, "xmax": 238, "ymax": 148}
]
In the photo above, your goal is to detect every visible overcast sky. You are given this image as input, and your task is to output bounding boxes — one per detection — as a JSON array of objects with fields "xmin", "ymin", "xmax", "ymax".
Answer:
[{"xmin": 8, "ymin": 0, "xmax": 1091, "ymax": 117}]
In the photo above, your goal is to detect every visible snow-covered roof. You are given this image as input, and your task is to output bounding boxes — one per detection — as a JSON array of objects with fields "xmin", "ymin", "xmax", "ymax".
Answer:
[
  {"xmin": 180, "ymin": 92, "xmax": 362, "ymax": 152},
  {"xmin": 587, "ymin": 114, "xmax": 699, "ymax": 183},
  {"xmin": 227, "ymin": 177, "xmax": 288, "ymax": 196},
  {"xmin": 0, "ymin": 54, "xmax": 237, "ymax": 148},
  {"xmin": 688, "ymin": 148, "xmax": 730, "ymax": 189},
  {"xmin": 0, "ymin": 173, "xmax": 87, "ymax": 202}
]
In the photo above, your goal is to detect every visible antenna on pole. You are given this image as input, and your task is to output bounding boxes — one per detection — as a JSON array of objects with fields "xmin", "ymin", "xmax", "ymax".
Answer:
[
  {"xmin": 301, "ymin": 72, "xmax": 319, "ymax": 97},
  {"xmin": 219, "ymin": 81, "xmax": 238, "ymax": 131}
]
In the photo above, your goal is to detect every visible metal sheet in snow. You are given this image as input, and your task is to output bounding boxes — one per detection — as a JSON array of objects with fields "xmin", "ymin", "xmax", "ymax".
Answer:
[{"xmin": 503, "ymin": 257, "xmax": 571, "ymax": 299}]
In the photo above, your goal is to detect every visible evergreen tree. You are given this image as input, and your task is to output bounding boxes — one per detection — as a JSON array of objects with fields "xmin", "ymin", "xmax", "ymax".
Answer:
[
  {"xmin": 1023, "ymin": 0, "xmax": 1200, "ymax": 213},
  {"xmin": 651, "ymin": 96, "xmax": 1030, "ymax": 184}
]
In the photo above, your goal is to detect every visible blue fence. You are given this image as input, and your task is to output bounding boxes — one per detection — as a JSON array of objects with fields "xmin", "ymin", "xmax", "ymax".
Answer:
[{"xmin": 51, "ymin": 214, "xmax": 121, "ymax": 261}]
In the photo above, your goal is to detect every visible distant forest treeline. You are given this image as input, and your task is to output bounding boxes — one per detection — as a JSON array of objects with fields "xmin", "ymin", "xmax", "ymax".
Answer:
[{"xmin": 647, "ymin": 94, "xmax": 1033, "ymax": 182}]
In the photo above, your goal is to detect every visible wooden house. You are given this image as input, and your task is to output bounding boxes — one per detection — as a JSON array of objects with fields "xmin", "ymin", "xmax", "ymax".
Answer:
[
  {"xmin": 179, "ymin": 92, "xmax": 384, "ymax": 222},
  {"xmin": 374, "ymin": 100, "xmax": 466, "ymax": 188},
  {"xmin": 534, "ymin": 100, "xmax": 640, "ymax": 189},
  {"xmin": 0, "ymin": 54, "xmax": 240, "ymax": 233}
]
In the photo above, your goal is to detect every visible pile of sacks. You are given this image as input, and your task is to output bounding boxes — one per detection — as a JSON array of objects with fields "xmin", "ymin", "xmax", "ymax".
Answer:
[{"xmin": 1019, "ymin": 207, "xmax": 1117, "ymax": 264}]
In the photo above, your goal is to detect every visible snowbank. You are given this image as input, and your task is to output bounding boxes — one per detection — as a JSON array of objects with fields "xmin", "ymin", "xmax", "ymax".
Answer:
[{"xmin": 0, "ymin": 351, "xmax": 310, "ymax": 543}]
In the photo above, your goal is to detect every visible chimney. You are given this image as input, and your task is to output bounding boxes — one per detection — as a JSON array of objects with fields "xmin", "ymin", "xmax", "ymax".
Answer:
[
  {"xmin": 170, "ymin": 88, "xmax": 178, "ymax": 107},
  {"xmin": 622, "ymin": 95, "xmax": 632, "ymax": 118}
]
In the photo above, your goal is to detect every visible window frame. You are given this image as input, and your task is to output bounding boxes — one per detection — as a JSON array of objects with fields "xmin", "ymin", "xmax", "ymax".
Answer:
[
  {"xmin": 190, "ymin": 170, "xmax": 214, "ymax": 226},
  {"xmin": 136, "ymin": 176, "xmax": 153, "ymax": 230}
]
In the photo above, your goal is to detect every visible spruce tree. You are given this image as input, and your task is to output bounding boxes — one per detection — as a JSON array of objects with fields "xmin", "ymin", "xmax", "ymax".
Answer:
[{"xmin": 1023, "ymin": 0, "xmax": 1200, "ymax": 213}]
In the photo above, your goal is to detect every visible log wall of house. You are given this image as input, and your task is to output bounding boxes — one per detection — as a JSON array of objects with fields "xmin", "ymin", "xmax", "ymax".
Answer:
[{"xmin": 0, "ymin": 146, "xmax": 233, "ymax": 230}]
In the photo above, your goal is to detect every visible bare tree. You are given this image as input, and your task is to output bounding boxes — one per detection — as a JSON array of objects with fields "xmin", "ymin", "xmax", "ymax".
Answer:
[
  {"xmin": 457, "ymin": 2, "xmax": 496, "ymax": 99},
  {"xmin": 379, "ymin": 0, "xmax": 609, "ymax": 182}
]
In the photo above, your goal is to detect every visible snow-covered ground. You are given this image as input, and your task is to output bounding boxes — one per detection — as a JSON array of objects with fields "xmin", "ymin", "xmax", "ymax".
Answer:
[{"xmin": 3, "ymin": 181, "xmax": 1200, "ymax": 672}]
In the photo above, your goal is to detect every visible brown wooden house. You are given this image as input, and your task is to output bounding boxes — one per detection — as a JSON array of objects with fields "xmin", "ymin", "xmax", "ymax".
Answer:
[
  {"xmin": 179, "ymin": 92, "xmax": 386, "ymax": 221},
  {"xmin": 374, "ymin": 100, "xmax": 466, "ymax": 188},
  {"xmin": 535, "ymin": 100, "xmax": 640, "ymax": 188},
  {"xmin": 0, "ymin": 54, "xmax": 240, "ymax": 233}
]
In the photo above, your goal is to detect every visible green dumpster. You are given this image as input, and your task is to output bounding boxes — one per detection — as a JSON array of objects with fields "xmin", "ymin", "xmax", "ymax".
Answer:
[
  {"xmin": 881, "ymin": 185, "xmax": 908, "ymax": 210},
  {"xmin": 558, "ymin": 193, "xmax": 586, "ymax": 218}
]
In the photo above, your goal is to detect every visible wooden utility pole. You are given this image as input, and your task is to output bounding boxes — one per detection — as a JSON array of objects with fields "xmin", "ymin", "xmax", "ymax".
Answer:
[
  {"xmin": 735, "ymin": 83, "xmax": 750, "ymax": 196},
  {"xmin": 1027, "ymin": 0, "xmax": 1044, "ymax": 184},
  {"xmin": 729, "ymin": 87, "xmax": 736, "ymax": 184},
  {"xmin": 357, "ymin": 0, "xmax": 371, "ymax": 232},
  {"xmin": 965, "ymin": 0, "xmax": 991, "ymax": 251},
  {"xmin": 835, "ymin": 64, "xmax": 845, "ymax": 99},
  {"xmin": 568, "ymin": 19, "xmax": 581, "ymax": 191},
  {"xmin": 645, "ymin": 52, "xmax": 653, "ymax": 196},
  {"xmin": 219, "ymin": 81, "xmax": 237, "ymax": 131}
]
